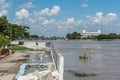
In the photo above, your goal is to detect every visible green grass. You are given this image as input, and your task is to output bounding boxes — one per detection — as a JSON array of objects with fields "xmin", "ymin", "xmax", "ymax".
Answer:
[{"xmin": 12, "ymin": 45, "xmax": 33, "ymax": 51}]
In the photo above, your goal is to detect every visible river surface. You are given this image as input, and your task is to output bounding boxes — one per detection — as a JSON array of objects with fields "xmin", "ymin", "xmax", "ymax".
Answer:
[{"xmin": 52, "ymin": 40, "xmax": 120, "ymax": 80}]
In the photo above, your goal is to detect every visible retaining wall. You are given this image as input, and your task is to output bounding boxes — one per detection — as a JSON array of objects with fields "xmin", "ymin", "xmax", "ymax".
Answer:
[{"xmin": 51, "ymin": 45, "xmax": 64, "ymax": 80}]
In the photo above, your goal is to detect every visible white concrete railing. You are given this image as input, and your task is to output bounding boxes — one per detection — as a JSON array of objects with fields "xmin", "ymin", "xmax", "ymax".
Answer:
[
  {"xmin": 23, "ymin": 41, "xmax": 46, "ymax": 48},
  {"xmin": 51, "ymin": 45, "xmax": 64, "ymax": 80},
  {"xmin": 11, "ymin": 41, "xmax": 46, "ymax": 48}
]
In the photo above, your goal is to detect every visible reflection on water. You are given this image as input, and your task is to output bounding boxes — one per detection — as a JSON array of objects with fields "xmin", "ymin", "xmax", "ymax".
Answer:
[{"xmin": 52, "ymin": 40, "xmax": 120, "ymax": 80}]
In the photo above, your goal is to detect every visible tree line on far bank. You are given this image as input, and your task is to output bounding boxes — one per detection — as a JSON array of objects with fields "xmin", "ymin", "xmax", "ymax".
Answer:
[
  {"xmin": 97, "ymin": 33, "xmax": 120, "ymax": 40},
  {"xmin": 29, "ymin": 31, "xmax": 120, "ymax": 40},
  {"xmin": 66, "ymin": 31, "xmax": 120, "ymax": 40}
]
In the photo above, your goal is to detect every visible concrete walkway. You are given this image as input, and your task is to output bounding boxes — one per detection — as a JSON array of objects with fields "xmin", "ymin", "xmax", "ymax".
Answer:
[
  {"xmin": 0, "ymin": 74, "xmax": 15, "ymax": 80},
  {"xmin": 0, "ymin": 52, "xmax": 29, "ymax": 80}
]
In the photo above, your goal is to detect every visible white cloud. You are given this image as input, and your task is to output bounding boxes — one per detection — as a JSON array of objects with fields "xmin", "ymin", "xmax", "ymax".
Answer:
[
  {"xmin": 80, "ymin": 3, "xmax": 88, "ymax": 8},
  {"xmin": 49, "ymin": 19, "xmax": 56, "ymax": 24},
  {"xmin": 25, "ymin": 16, "xmax": 82, "ymax": 32},
  {"xmin": 0, "ymin": 0, "xmax": 10, "ymax": 9},
  {"xmin": 27, "ymin": 18, "xmax": 36, "ymax": 24},
  {"xmin": 77, "ymin": 20, "xmax": 82, "ymax": 26},
  {"xmin": 14, "ymin": 8, "xmax": 30, "ymax": 24},
  {"xmin": 0, "ymin": 10, "xmax": 7, "ymax": 16},
  {"xmin": 96, "ymin": 12, "xmax": 103, "ymax": 19},
  {"xmin": 41, "ymin": 19, "xmax": 56, "ymax": 26},
  {"xmin": 15, "ymin": 8, "xmax": 30, "ymax": 19},
  {"xmin": 56, "ymin": 18, "xmax": 82, "ymax": 31},
  {"xmin": 20, "ymin": 2, "xmax": 34, "ymax": 9},
  {"xmin": 36, "ymin": 6, "xmax": 61, "ymax": 16},
  {"xmin": 86, "ymin": 12, "xmax": 103, "ymax": 25},
  {"xmin": 66, "ymin": 18, "xmax": 75, "ymax": 25},
  {"xmin": 12, "ymin": 5, "xmax": 82, "ymax": 35},
  {"xmin": 14, "ymin": 5, "xmax": 61, "ymax": 26},
  {"xmin": 65, "ymin": 18, "xmax": 82, "ymax": 29},
  {"xmin": 42, "ymin": 19, "xmax": 49, "ymax": 25},
  {"xmin": 40, "ymin": 8, "xmax": 49, "ymax": 16},
  {"xmin": 38, "ymin": 16, "xmax": 46, "ymax": 21},
  {"xmin": 13, "ymin": 6, "xmax": 118, "ymax": 36},
  {"xmin": 86, "ymin": 12, "xmax": 117, "ymax": 25},
  {"xmin": 0, "ymin": 0, "xmax": 10, "ymax": 16},
  {"xmin": 105, "ymin": 13, "xmax": 117, "ymax": 23},
  {"xmin": 50, "ymin": 6, "xmax": 61, "ymax": 16}
]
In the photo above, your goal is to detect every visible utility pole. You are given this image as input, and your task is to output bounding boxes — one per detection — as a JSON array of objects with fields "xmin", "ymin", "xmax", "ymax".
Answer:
[
  {"xmin": 9, "ymin": 25, "xmax": 12, "ymax": 54},
  {"xmin": 40, "ymin": 25, "xmax": 46, "ymax": 40}
]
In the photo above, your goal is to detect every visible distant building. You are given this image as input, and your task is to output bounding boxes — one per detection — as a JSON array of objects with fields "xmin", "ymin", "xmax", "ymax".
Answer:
[{"xmin": 82, "ymin": 30, "xmax": 101, "ymax": 37}]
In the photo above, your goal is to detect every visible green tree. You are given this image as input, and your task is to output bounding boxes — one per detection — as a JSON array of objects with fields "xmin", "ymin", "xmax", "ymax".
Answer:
[
  {"xmin": 72, "ymin": 32, "xmax": 81, "ymax": 39},
  {"xmin": 30, "ymin": 34, "xmax": 39, "ymax": 38},
  {"xmin": 0, "ymin": 34, "xmax": 10, "ymax": 49},
  {"xmin": 97, "ymin": 33, "xmax": 118, "ymax": 40},
  {"xmin": 0, "ymin": 16, "xmax": 9, "ymax": 35},
  {"xmin": 66, "ymin": 31, "xmax": 81, "ymax": 39},
  {"xmin": 0, "ymin": 16, "xmax": 30, "ymax": 40},
  {"xmin": 108, "ymin": 33, "xmax": 117, "ymax": 39},
  {"xmin": 66, "ymin": 33, "xmax": 72, "ymax": 39}
]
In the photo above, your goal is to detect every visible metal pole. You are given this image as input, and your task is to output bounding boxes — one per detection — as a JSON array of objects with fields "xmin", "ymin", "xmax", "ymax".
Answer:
[
  {"xmin": 10, "ymin": 25, "xmax": 12, "ymax": 54},
  {"xmin": 40, "ymin": 25, "xmax": 46, "ymax": 39}
]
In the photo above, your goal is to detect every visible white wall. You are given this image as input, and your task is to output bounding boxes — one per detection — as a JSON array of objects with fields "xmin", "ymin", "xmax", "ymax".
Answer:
[{"xmin": 51, "ymin": 47, "xmax": 64, "ymax": 80}]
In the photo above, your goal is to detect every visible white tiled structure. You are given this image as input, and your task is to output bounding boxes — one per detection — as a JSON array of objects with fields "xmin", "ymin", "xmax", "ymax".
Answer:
[{"xmin": 82, "ymin": 30, "xmax": 101, "ymax": 37}]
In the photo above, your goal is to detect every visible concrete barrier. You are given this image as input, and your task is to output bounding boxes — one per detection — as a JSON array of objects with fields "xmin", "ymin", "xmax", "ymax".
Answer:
[
  {"xmin": 51, "ymin": 45, "xmax": 64, "ymax": 80},
  {"xmin": 23, "ymin": 41, "xmax": 46, "ymax": 48}
]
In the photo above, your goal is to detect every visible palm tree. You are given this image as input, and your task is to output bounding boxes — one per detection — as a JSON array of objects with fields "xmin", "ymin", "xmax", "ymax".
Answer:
[{"xmin": 0, "ymin": 34, "xmax": 10, "ymax": 50}]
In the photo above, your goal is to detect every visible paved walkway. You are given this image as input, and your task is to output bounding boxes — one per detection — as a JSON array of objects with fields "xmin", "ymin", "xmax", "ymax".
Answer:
[
  {"xmin": 0, "ymin": 74, "xmax": 15, "ymax": 80},
  {"xmin": 0, "ymin": 52, "xmax": 29, "ymax": 80}
]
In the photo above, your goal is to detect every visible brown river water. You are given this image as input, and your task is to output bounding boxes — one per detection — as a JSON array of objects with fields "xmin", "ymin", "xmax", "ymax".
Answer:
[{"xmin": 52, "ymin": 40, "xmax": 120, "ymax": 80}]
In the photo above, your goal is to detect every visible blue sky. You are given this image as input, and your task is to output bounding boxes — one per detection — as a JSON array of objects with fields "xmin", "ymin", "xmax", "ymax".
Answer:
[{"xmin": 1, "ymin": 0, "xmax": 120, "ymax": 36}]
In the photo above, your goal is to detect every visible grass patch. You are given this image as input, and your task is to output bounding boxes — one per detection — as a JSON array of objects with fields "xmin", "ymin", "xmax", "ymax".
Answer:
[{"xmin": 12, "ymin": 45, "xmax": 33, "ymax": 51}]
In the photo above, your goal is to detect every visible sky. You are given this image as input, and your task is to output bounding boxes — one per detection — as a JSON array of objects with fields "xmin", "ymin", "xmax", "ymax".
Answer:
[{"xmin": 1, "ymin": 0, "xmax": 120, "ymax": 36}]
